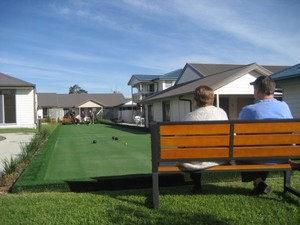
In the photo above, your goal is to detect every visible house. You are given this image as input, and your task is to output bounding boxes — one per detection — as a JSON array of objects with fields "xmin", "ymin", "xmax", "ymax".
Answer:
[
  {"xmin": 272, "ymin": 63, "xmax": 300, "ymax": 118},
  {"xmin": 118, "ymin": 99, "xmax": 138, "ymax": 123},
  {"xmin": 0, "ymin": 72, "xmax": 36, "ymax": 128},
  {"xmin": 37, "ymin": 93, "xmax": 127, "ymax": 122},
  {"xmin": 127, "ymin": 69, "xmax": 182, "ymax": 119},
  {"xmin": 140, "ymin": 63, "xmax": 289, "ymax": 127},
  {"xmin": 128, "ymin": 69, "xmax": 182, "ymax": 103}
]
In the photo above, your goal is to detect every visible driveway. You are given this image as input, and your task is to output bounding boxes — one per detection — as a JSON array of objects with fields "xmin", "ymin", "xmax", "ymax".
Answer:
[{"xmin": 0, "ymin": 133, "xmax": 35, "ymax": 174}]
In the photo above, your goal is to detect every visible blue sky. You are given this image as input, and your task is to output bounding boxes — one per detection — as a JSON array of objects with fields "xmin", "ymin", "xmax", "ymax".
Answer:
[{"xmin": 0, "ymin": 0, "xmax": 299, "ymax": 98}]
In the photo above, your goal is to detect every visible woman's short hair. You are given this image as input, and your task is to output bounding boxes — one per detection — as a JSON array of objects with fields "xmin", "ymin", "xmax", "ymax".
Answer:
[{"xmin": 194, "ymin": 85, "xmax": 214, "ymax": 107}]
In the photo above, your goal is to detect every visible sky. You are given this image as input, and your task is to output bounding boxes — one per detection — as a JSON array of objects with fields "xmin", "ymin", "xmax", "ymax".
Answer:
[{"xmin": 0, "ymin": 0, "xmax": 299, "ymax": 98}]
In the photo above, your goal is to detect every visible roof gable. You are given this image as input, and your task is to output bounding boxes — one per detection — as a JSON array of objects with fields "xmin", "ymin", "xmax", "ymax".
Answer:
[
  {"xmin": 175, "ymin": 63, "xmax": 258, "ymax": 85},
  {"xmin": 0, "ymin": 72, "xmax": 35, "ymax": 88},
  {"xmin": 77, "ymin": 99, "xmax": 103, "ymax": 108}
]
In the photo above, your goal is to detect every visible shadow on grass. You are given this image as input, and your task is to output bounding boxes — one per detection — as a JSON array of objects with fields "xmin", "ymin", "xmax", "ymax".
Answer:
[{"xmin": 65, "ymin": 173, "xmax": 185, "ymax": 192}]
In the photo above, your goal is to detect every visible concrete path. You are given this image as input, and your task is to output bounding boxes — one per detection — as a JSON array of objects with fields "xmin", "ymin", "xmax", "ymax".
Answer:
[{"xmin": 0, "ymin": 133, "xmax": 35, "ymax": 174}]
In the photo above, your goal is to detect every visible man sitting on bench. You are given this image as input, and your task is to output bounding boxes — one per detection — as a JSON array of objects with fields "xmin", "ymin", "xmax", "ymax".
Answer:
[{"xmin": 238, "ymin": 75, "xmax": 293, "ymax": 195}]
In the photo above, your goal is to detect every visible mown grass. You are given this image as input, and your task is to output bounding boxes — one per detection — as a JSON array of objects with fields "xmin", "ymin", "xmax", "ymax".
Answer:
[
  {"xmin": 0, "ymin": 128, "xmax": 37, "ymax": 134},
  {"xmin": 1, "ymin": 123, "xmax": 300, "ymax": 224},
  {"xmin": 1, "ymin": 173, "xmax": 300, "ymax": 225},
  {"xmin": 12, "ymin": 123, "xmax": 152, "ymax": 192}
]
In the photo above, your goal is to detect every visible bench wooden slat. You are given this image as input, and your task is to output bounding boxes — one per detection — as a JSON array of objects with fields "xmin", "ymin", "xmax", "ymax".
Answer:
[
  {"xmin": 161, "ymin": 135, "xmax": 230, "ymax": 147},
  {"xmin": 160, "ymin": 123, "xmax": 230, "ymax": 135},
  {"xmin": 158, "ymin": 163, "xmax": 292, "ymax": 172},
  {"xmin": 161, "ymin": 148, "xmax": 230, "ymax": 159},
  {"xmin": 234, "ymin": 122, "xmax": 300, "ymax": 133},
  {"xmin": 234, "ymin": 134, "xmax": 300, "ymax": 145},
  {"xmin": 234, "ymin": 146, "xmax": 300, "ymax": 158}
]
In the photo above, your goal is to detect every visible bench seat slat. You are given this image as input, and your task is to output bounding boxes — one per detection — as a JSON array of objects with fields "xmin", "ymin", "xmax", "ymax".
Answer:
[
  {"xmin": 161, "ymin": 148, "xmax": 230, "ymax": 159},
  {"xmin": 234, "ymin": 146, "xmax": 300, "ymax": 158},
  {"xmin": 234, "ymin": 122, "xmax": 300, "ymax": 133},
  {"xmin": 161, "ymin": 135, "xmax": 230, "ymax": 147},
  {"xmin": 158, "ymin": 164, "xmax": 292, "ymax": 172},
  {"xmin": 160, "ymin": 124, "xmax": 230, "ymax": 135},
  {"xmin": 234, "ymin": 134, "xmax": 300, "ymax": 145}
]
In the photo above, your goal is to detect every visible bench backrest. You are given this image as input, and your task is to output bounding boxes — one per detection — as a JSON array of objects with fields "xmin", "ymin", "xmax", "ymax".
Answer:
[{"xmin": 150, "ymin": 120, "xmax": 300, "ymax": 170}]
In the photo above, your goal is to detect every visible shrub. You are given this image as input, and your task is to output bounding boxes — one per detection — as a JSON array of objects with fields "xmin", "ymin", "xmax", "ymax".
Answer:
[{"xmin": 1, "ymin": 156, "xmax": 18, "ymax": 175}]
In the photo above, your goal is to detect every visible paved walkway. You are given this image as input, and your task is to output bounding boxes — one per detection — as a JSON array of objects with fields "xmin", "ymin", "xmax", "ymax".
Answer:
[{"xmin": 0, "ymin": 133, "xmax": 35, "ymax": 174}]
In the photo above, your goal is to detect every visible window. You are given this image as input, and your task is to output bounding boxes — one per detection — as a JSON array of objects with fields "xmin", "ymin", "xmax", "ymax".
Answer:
[
  {"xmin": 149, "ymin": 84, "xmax": 154, "ymax": 92},
  {"xmin": 0, "ymin": 89, "xmax": 16, "ymax": 124},
  {"xmin": 148, "ymin": 105, "xmax": 153, "ymax": 123},
  {"xmin": 43, "ymin": 108, "xmax": 48, "ymax": 118},
  {"xmin": 162, "ymin": 101, "xmax": 170, "ymax": 122}
]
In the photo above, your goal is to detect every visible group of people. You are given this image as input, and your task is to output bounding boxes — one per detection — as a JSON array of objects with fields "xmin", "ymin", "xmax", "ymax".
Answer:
[
  {"xmin": 70, "ymin": 110, "xmax": 95, "ymax": 125},
  {"xmin": 181, "ymin": 75, "xmax": 295, "ymax": 195}
]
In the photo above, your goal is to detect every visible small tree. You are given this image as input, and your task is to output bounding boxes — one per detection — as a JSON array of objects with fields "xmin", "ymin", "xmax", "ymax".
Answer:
[{"xmin": 69, "ymin": 84, "xmax": 88, "ymax": 94}]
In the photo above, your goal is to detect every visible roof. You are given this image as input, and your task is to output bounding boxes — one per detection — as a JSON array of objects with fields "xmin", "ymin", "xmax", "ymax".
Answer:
[
  {"xmin": 272, "ymin": 63, "xmax": 300, "ymax": 81},
  {"xmin": 127, "ymin": 74, "xmax": 161, "ymax": 85},
  {"xmin": 0, "ymin": 72, "xmax": 35, "ymax": 88},
  {"xmin": 143, "ymin": 63, "xmax": 289, "ymax": 102},
  {"xmin": 127, "ymin": 69, "xmax": 182, "ymax": 85},
  {"xmin": 154, "ymin": 69, "xmax": 182, "ymax": 81},
  {"xmin": 37, "ymin": 93, "xmax": 126, "ymax": 108}
]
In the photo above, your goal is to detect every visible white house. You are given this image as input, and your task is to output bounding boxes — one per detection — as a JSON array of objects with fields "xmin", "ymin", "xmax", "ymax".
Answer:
[
  {"xmin": 272, "ymin": 63, "xmax": 300, "ymax": 118},
  {"xmin": 0, "ymin": 72, "xmax": 36, "ymax": 129},
  {"xmin": 141, "ymin": 63, "xmax": 289, "ymax": 127},
  {"xmin": 128, "ymin": 69, "xmax": 181, "ymax": 103},
  {"xmin": 118, "ymin": 99, "xmax": 138, "ymax": 123}
]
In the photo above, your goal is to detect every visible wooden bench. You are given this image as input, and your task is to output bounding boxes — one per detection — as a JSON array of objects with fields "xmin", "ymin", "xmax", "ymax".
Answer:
[{"xmin": 150, "ymin": 119, "xmax": 300, "ymax": 208}]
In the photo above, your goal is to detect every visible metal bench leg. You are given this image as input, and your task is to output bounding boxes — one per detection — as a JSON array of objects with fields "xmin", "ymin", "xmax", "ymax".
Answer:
[
  {"xmin": 284, "ymin": 170, "xmax": 300, "ymax": 197},
  {"xmin": 153, "ymin": 172, "xmax": 159, "ymax": 209},
  {"xmin": 284, "ymin": 171, "xmax": 291, "ymax": 194}
]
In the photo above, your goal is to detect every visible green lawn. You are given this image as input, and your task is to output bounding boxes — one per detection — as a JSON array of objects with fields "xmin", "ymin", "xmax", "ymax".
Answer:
[
  {"xmin": 3, "ymin": 123, "xmax": 300, "ymax": 224},
  {"xmin": 13, "ymin": 123, "xmax": 152, "ymax": 192}
]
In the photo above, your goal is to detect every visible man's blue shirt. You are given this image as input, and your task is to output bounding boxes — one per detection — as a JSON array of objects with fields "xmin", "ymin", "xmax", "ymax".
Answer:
[
  {"xmin": 238, "ymin": 99, "xmax": 293, "ymax": 120},
  {"xmin": 238, "ymin": 98, "xmax": 293, "ymax": 164}
]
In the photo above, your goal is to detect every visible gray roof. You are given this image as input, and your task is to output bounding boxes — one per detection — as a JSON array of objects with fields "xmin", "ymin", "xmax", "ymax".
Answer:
[
  {"xmin": 154, "ymin": 69, "xmax": 182, "ymax": 81},
  {"xmin": 0, "ymin": 72, "xmax": 35, "ymax": 87},
  {"xmin": 127, "ymin": 75, "xmax": 161, "ymax": 85},
  {"xmin": 143, "ymin": 63, "xmax": 289, "ymax": 102},
  {"xmin": 272, "ymin": 63, "xmax": 300, "ymax": 81},
  {"xmin": 127, "ymin": 69, "xmax": 182, "ymax": 85},
  {"xmin": 37, "ymin": 93, "xmax": 126, "ymax": 108}
]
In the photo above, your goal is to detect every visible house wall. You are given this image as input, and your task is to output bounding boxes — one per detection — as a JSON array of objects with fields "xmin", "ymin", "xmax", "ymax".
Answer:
[
  {"xmin": 144, "ymin": 97, "xmax": 191, "ymax": 127},
  {"xmin": 0, "ymin": 88, "xmax": 36, "ymax": 129},
  {"xmin": 15, "ymin": 88, "xmax": 36, "ymax": 128},
  {"xmin": 215, "ymin": 73, "xmax": 256, "ymax": 119},
  {"xmin": 153, "ymin": 101, "xmax": 163, "ymax": 122},
  {"xmin": 277, "ymin": 78, "xmax": 300, "ymax": 118},
  {"xmin": 215, "ymin": 73, "xmax": 256, "ymax": 95}
]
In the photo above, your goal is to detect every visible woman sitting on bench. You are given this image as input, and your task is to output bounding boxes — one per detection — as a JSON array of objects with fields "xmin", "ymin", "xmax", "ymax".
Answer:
[{"xmin": 179, "ymin": 85, "xmax": 228, "ymax": 193}]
